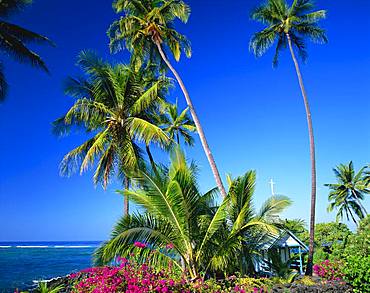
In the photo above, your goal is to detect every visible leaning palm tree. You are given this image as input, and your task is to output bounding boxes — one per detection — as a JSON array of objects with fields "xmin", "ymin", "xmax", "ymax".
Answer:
[
  {"xmin": 94, "ymin": 148, "xmax": 291, "ymax": 278},
  {"xmin": 159, "ymin": 100, "xmax": 196, "ymax": 145},
  {"xmin": 325, "ymin": 162, "xmax": 369, "ymax": 225},
  {"xmin": 53, "ymin": 51, "xmax": 170, "ymax": 215},
  {"xmin": 107, "ymin": 0, "xmax": 228, "ymax": 198},
  {"xmin": 0, "ymin": 0, "xmax": 53, "ymax": 101},
  {"xmin": 249, "ymin": 0, "xmax": 328, "ymax": 275}
]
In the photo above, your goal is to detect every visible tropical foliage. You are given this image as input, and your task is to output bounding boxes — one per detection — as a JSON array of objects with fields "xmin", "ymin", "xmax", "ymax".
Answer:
[
  {"xmin": 249, "ymin": 0, "xmax": 328, "ymax": 275},
  {"xmin": 311, "ymin": 216, "xmax": 370, "ymax": 292},
  {"xmin": 325, "ymin": 161, "xmax": 369, "ymax": 224},
  {"xmin": 281, "ymin": 218, "xmax": 307, "ymax": 238},
  {"xmin": 53, "ymin": 51, "xmax": 171, "ymax": 214},
  {"xmin": 313, "ymin": 259, "xmax": 345, "ymax": 282},
  {"xmin": 249, "ymin": 0, "xmax": 327, "ymax": 66},
  {"xmin": 108, "ymin": 0, "xmax": 228, "ymax": 198},
  {"xmin": 0, "ymin": 0, "xmax": 53, "ymax": 101},
  {"xmin": 341, "ymin": 216, "xmax": 370, "ymax": 292},
  {"xmin": 265, "ymin": 249, "xmax": 297, "ymax": 281},
  {"xmin": 95, "ymin": 148, "xmax": 291, "ymax": 278},
  {"xmin": 108, "ymin": 0, "xmax": 191, "ymax": 68},
  {"xmin": 157, "ymin": 100, "xmax": 196, "ymax": 146},
  {"xmin": 34, "ymin": 281, "xmax": 64, "ymax": 293},
  {"xmin": 43, "ymin": 0, "xmax": 368, "ymax": 291},
  {"xmin": 342, "ymin": 255, "xmax": 370, "ymax": 293}
]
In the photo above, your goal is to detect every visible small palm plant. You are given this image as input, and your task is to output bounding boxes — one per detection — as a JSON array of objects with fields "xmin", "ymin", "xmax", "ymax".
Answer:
[
  {"xmin": 325, "ymin": 161, "xmax": 369, "ymax": 225},
  {"xmin": 0, "ymin": 0, "xmax": 53, "ymax": 101},
  {"xmin": 266, "ymin": 249, "xmax": 298, "ymax": 282},
  {"xmin": 159, "ymin": 100, "xmax": 196, "ymax": 145},
  {"xmin": 94, "ymin": 148, "xmax": 291, "ymax": 278},
  {"xmin": 250, "ymin": 0, "xmax": 328, "ymax": 275},
  {"xmin": 35, "ymin": 281, "xmax": 63, "ymax": 293},
  {"xmin": 108, "ymin": 0, "xmax": 228, "ymax": 198},
  {"xmin": 54, "ymin": 51, "xmax": 170, "ymax": 215}
]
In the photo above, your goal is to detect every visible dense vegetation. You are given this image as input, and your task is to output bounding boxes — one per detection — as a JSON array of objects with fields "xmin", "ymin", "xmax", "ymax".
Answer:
[
  {"xmin": 4, "ymin": 0, "xmax": 368, "ymax": 292},
  {"xmin": 50, "ymin": 0, "xmax": 368, "ymax": 291}
]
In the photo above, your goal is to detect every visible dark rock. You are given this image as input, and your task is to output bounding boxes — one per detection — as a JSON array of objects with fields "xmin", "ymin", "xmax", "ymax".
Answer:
[
  {"xmin": 271, "ymin": 279, "xmax": 353, "ymax": 293},
  {"xmin": 31, "ymin": 276, "xmax": 72, "ymax": 293}
]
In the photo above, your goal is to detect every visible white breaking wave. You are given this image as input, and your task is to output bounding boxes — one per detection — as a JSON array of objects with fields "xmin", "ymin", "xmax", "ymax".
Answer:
[
  {"xmin": 16, "ymin": 246, "xmax": 49, "ymax": 248},
  {"xmin": 0, "ymin": 246, "xmax": 11, "ymax": 248},
  {"xmin": 53, "ymin": 245, "xmax": 92, "ymax": 248}
]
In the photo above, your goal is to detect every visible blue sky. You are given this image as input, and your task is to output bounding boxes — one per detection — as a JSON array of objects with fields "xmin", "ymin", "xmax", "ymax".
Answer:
[{"xmin": 0, "ymin": 0, "xmax": 369, "ymax": 241}]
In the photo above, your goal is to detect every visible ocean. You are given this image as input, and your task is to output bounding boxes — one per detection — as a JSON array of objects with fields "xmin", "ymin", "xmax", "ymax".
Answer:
[{"xmin": 0, "ymin": 241, "xmax": 101, "ymax": 292}]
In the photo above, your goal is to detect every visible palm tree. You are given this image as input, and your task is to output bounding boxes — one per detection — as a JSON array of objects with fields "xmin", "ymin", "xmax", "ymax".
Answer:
[
  {"xmin": 281, "ymin": 218, "xmax": 307, "ymax": 235},
  {"xmin": 53, "ymin": 51, "xmax": 170, "ymax": 215},
  {"xmin": 94, "ymin": 147, "xmax": 291, "ymax": 278},
  {"xmin": 159, "ymin": 100, "xmax": 196, "ymax": 145},
  {"xmin": 0, "ymin": 0, "xmax": 53, "ymax": 101},
  {"xmin": 107, "ymin": 0, "xmax": 228, "ymax": 198},
  {"xmin": 249, "ymin": 0, "xmax": 328, "ymax": 275},
  {"xmin": 325, "ymin": 162, "xmax": 369, "ymax": 225}
]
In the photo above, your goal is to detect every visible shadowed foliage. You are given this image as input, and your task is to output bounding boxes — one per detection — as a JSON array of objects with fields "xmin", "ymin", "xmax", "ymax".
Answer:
[{"xmin": 0, "ymin": 0, "xmax": 53, "ymax": 101}]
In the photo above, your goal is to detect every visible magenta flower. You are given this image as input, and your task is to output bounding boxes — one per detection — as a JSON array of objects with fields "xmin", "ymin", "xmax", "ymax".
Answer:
[
  {"xmin": 166, "ymin": 243, "xmax": 174, "ymax": 249},
  {"xmin": 134, "ymin": 241, "xmax": 146, "ymax": 248}
]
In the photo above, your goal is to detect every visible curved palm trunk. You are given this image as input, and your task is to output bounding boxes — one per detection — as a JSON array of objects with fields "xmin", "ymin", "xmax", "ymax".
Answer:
[
  {"xmin": 124, "ymin": 177, "xmax": 129, "ymax": 215},
  {"xmin": 155, "ymin": 42, "xmax": 227, "ymax": 198},
  {"xmin": 286, "ymin": 33, "xmax": 317, "ymax": 276}
]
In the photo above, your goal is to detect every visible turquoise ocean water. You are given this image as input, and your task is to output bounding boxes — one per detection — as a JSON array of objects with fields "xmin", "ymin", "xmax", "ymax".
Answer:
[{"xmin": 0, "ymin": 241, "xmax": 100, "ymax": 292}]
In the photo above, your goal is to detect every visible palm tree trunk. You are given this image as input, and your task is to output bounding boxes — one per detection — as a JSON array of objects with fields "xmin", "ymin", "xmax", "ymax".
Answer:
[
  {"xmin": 155, "ymin": 41, "xmax": 227, "ymax": 198},
  {"xmin": 176, "ymin": 132, "xmax": 180, "ymax": 144},
  {"xmin": 286, "ymin": 33, "xmax": 317, "ymax": 276},
  {"xmin": 124, "ymin": 177, "xmax": 129, "ymax": 215}
]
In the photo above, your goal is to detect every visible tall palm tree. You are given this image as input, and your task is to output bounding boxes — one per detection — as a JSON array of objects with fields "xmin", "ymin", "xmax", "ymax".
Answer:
[
  {"xmin": 325, "ymin": 162, "xmax": 369, "ymax": 225},
  {"xmin": 107, "ymin": 0, "xmax": 228, "ymax": 198},
  {"xmin": 94, "ymin": 147, "xmax": 291, "ymax": 278},
  {"xmin": 53, "ymin": 51, "xmax": 170, "ymax": 215},
  {"xmin": 249, "ymin": 0, "xmax": 328, "ymax": 275},
  {"xmin": 159, "ymin": 100, "xmax": 196, "ymax": 145},
  {"xmin": 0, "ymin": 0, "xmax": 53, "ymax": 101}
]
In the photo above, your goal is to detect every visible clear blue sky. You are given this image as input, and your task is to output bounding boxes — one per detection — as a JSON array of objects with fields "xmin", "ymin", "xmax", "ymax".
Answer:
[{"xmin": 0, "ymin": 0, "xmax": 369, "ymax": 241}]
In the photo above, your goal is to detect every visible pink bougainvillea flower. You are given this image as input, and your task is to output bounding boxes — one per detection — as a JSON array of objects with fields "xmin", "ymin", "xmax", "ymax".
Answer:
[
  {"xmin": 166, "ymin": 243, "xmax": 174, "ymax": 249},
  {"xmin": 134, "ymin": 241, "xmax": 146, "ymax": 248}
]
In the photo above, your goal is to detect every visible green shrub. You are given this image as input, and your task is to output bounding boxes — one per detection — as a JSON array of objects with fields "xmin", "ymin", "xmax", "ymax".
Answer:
[
  {"xmin": 342, "ymin": 255, "xmax": 370, "ymax": 293},
  {"xmin": 236, "ymin": 276, "xmax": 274, "ymax": 289},
  {"xmin": 343, "ymin": 215, "xmax": 370, "ymax": 258}
]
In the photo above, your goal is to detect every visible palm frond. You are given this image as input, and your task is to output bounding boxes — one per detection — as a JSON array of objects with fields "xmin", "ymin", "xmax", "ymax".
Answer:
[
  {"xmin": 0, "ymin": 63, "xmax": 8, "ymax": 102},
  {"xmin": 0, "ymin": 0, "xmax": 32, "ymax": 18},
  {"xmin": 0, "ymin": 29, "xmax": 49, "ymax": 72}
]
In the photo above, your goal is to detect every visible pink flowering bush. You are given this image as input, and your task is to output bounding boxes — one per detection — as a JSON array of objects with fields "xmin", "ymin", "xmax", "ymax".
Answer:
[
  {"xmin": 69, "ymin": 255, "xmax": 269, "ymax": 293},
  {"xmin": 70, "ymin": 256, "xmax": 182, "ymax": 293},
  {"xmin": 313, "ymin": 259, "xmax": 345, "ymax": 281}
]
